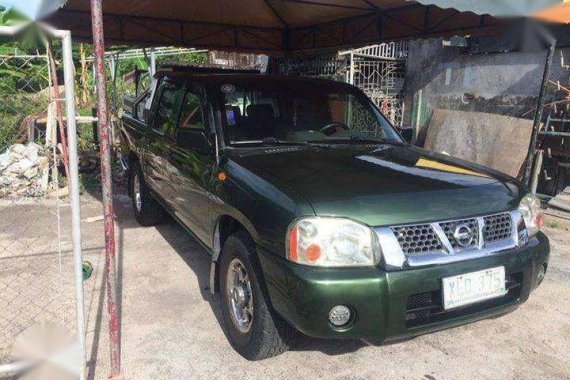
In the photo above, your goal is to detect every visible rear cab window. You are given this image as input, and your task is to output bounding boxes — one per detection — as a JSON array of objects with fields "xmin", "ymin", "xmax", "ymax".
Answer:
[
  {"xmin": 152, "ymin": 77, "xmax": 185, "ymax": 136},
  {"xmin": 179, "ymin": 88, "xmax": 206, "ymax": 131}
]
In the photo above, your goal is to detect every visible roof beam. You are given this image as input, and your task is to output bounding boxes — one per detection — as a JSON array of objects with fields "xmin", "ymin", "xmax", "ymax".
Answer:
[
  {"xmin": 55, "ymin": 8, "xmax": 283, "ymax": 31},
  {"xmin": 428, "ymin": 9, "xmax": 460, "ymax": 32},
  {"xmin": 264, "ymin": 0, "xmax": 289, "ymax": 28},
  {"xmin": 360, "ymin": 0, "xmax": 380, "ymax": 11},
  {"xmin": 280, "ymin": 0, "xmax": 374, "ymax": 11}
]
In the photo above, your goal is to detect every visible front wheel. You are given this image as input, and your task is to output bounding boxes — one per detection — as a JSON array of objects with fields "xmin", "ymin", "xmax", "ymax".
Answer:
[{"xmin": 219, "ymin": 232, "xmax": 294, "ymax": 360}]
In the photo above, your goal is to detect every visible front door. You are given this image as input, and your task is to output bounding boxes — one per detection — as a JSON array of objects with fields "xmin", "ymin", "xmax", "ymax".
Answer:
[{"xmin": 166, "ymin": 84, "xmax": 216, "ymax": 245}]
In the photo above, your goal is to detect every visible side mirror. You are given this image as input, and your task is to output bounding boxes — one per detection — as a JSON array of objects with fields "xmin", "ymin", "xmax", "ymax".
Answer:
[
  {"xmin": 176, "ymin": 129, "xmax": 213, "ymax": 156},
  {"xmin": 398, "ymin": 126, "xmax": 414, "ymax": 144}
]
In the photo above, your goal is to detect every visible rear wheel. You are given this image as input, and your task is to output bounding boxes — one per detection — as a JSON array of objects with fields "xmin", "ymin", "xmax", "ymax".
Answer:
[
  {"xmin": 129, "ymin": 161, "xmax": 164, "ymax": 226},
  {"xmin": 219, "ymin": 231, "xmax": 294, "ymax": 360}
]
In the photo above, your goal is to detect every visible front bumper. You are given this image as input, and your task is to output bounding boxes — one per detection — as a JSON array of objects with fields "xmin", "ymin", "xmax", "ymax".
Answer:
[{"xmin": 257, "ymin": 232, "xmax": 549, "ymax": 340}]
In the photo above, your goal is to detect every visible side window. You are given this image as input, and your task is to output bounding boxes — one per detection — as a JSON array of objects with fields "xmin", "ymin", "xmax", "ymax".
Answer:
[
  {"xmin": 179, "ymin": 88, "xmax": 205, "ymax": 130},
  {"xmin": 154, "ymin": 80, "xmax": 183, "ymax": 135}
]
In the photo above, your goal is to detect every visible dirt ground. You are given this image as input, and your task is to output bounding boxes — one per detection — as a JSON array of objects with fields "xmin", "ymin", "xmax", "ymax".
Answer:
[{"xmin": 3, "ymin": 192, "xmax": 570, "ymax": 379}]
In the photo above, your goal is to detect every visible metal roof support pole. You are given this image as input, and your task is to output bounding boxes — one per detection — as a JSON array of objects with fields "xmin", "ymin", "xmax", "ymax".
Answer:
[
  {"xmin": 523, "ymin": 36, "xmax": 556, "ymax": 185},
  {"xmin": 89, "ymin": 0, "xmax": 122, "ymax": 377},
  {"xmin": 150, "ymin": 46, "xmax": 156, "ymax": 77},
  {"xmin": 349, "ymin": 51, "xmax": 355, "ymax": 85},
  {"xmin": 60, "ymin": 29, "xmax": 87, "ymax": 380}
]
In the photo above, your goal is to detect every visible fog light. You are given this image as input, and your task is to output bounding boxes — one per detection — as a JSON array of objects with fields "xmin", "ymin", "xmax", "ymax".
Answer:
[{"xmin": 329, "ymin": 305, "xmax": 351, "ymax": 327}]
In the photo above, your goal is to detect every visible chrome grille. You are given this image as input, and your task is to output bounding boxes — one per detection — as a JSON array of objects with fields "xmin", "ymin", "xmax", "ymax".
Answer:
[
  {"xmin": 390, "ymin": 212, "xmax": 514, "ymax": 258},
  {"xmin": 440, "ymin": 218, "xmax": 479, "ymax": 250},
  {"xmin": 391, "ymin": 224, "xmax": 443, "ymax": 256},
  {"xmin": 376, "ymin": 211, "xmax": 522, "ymax": 270},
  {"xmin": 483, "ymin": 213, "xmax": 512, "ymax": 243},
  {"xmin": 264, "ymin": 147, "xmax": 300, "ymax": 154}
]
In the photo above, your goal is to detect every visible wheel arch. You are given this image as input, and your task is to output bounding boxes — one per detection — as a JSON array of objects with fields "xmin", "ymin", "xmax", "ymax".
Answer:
[
  {"xmin": 126, "ymin": 151, "xmax": 140, "ymax": 198},
  {"xmin": 127, "ymin": 150, "xmax": 139, "ymax": 167},
  {"xmin": 210, "ymin": 213, "xmax": 259, "ymax": 294}
]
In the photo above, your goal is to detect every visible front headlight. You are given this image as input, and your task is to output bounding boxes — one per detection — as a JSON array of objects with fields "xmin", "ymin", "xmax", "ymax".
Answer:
[
  {"xmin": 286, "ymin": 217, "xmax": 380, "ymax": 267},
  {"xmin": 518, "ymin": 193, "xmax": 543, "ymax": 237}
]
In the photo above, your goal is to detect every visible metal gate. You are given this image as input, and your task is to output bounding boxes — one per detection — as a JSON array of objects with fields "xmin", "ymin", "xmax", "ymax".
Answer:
[
  {"xmin": 343, "ymin": 42, "xmax": 408, "ymax": 127},
  {"xmin": 276, "ymin": 53, "xmax": 347, "ymax": 81},
  {"xmin": 277, "ymin": 41, "xmax": 408, "ymax": 127},
  {"xmin": 0, "ymin": 25, "xmax": 85, "ymax": 379}
]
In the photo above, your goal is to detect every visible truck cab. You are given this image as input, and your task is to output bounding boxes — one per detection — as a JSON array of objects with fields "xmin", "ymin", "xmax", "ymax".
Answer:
[{"xmin": 120, "ymin": 67, "xmax": 549, "ymax": 361}]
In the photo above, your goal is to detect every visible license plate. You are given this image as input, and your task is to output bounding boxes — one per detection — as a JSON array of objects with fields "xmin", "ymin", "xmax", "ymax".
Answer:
[{"xmin": 442, "ymin": 267, "xmax": 506, "ymax": 310}]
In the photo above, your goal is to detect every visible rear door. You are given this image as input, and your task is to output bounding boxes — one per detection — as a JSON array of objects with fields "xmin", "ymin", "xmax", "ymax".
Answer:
[{"xmin": 166, "ymin": 83, "xmax": 217, "ymax": 245}]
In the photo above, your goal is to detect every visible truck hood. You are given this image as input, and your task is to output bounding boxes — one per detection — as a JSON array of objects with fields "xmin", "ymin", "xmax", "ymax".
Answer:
[{"xmin": 228, "ymin": 144, "xmax": 522, "ymax": 226}]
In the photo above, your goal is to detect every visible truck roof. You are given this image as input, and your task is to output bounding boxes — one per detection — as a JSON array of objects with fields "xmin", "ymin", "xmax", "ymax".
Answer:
[
  {"xmin": 154, "ymin": 70, "xmax": 356, "ymax": 91},
  {"xmin": 160, "ymin": 64, "xmax": 261, "ymax": 75}
]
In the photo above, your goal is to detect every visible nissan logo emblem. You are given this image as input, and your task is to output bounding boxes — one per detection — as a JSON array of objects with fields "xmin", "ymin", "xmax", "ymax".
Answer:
[{"xmin": 453, "ymin": 224, "xmax": 474, "ymax": 247}]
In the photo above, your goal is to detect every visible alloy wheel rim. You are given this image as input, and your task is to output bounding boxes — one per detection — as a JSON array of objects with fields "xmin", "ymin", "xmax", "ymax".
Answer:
[
  {"xmin": 133, "ymin": 174, "xmax": 142, "ymax": 212},
  {"xmin": 226, "ymin": 258, "xmax": 253, "ymax": 333}
]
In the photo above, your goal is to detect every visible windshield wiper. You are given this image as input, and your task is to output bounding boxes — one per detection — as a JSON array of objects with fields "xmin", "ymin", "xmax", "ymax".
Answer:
[
  {"xmin": 307, "ymin": 136, "xmax": 403, "ymax": 146},
  {"xmin": 260, "ymin": 137, "xmax": 306, "ymax": 146},
  {"xmin": 257, "ymin": 136, "xmax": 403, "ymax": 147},
  {"xmin": 260, "ymin": 137, "xmax": 338, "ymax": 149}
]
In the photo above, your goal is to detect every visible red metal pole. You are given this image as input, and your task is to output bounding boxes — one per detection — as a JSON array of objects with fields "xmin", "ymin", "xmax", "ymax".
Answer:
[{"xmin": 89, "ymin": 0, "xmax": 121, "ymax": 377}]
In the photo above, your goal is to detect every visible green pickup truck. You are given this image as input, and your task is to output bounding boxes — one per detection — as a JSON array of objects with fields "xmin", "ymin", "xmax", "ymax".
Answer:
[{"xmin": 120, "ymin": 67, "xmax": 549, "ymax": 360}]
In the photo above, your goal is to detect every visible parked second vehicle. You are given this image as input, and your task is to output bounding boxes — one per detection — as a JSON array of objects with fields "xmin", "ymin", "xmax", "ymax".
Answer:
[{"xmin": 120, "ymin": 67, "xmax": 549, "ymax": 360}]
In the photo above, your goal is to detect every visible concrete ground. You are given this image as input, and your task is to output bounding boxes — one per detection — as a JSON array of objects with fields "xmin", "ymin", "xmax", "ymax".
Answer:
[{"xmin": 3, "ymin": 193, "xmax": 570, "ymax": 379}]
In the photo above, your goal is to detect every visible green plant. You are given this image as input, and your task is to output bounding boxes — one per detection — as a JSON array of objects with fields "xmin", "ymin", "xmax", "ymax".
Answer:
[
  {"xmin": 547, "ymin": 220, "xmax": 562, "ymax": 229},
  {"xmin": 79, "ymin": 172, "xmax": 100, "ymax": 191},
  {"xmin": 0, "ymin": 43, "xmax": 50, "ymax": 151}
]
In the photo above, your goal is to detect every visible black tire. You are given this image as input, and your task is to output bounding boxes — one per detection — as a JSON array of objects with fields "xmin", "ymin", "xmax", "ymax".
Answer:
[
  {"xmin": 219, "ymin": 231, "xmax": 295, "ymax": 360},
  {"xmin": 128, "ymin": 161, "xmax": 165, "ymax": 226}
]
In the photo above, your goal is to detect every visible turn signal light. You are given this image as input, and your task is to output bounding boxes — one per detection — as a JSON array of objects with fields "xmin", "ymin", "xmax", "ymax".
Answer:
[
  {"xmin": 288, "ymin": 227, "xmax": 298, "ymax": 261},
  {"xmin": 305, "ymin": 244, "xmax": 322, "ymax": 262},
  {"xmin": 535, "ymin": 213, "xmax": 544, "ymax": 230}
]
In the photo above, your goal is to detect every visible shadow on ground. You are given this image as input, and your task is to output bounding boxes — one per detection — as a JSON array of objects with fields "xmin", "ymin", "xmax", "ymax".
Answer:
[
  {"xmin": 82, "ymin": 171, "xmax": 368, "ymax": 380},
  {"xmin": 153, "ymin": 215, "xmax": 368, "ymax": 356}
]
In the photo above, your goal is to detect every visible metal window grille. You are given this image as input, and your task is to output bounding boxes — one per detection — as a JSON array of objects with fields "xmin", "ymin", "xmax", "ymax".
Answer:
[{"xmin": 276, "ymin": 42, "xmax": 408, "ymax": 127}]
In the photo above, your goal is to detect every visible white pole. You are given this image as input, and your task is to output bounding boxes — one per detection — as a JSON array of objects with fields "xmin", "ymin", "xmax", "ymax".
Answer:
[
  {"xmin": 41, "ymin": 24, "xmax": 86, "ymax": 380},
  {"xmin": 109, "ymin": 54, "xmax": 116, "ymax": 82},
  {"xmin": 150, "ymin": 46, "xmax": 156, "ymax": 77},
  {"xmin": 62, "ymin": 30, "xmax": 86, "ymax": 380},
  {"xmin": 349, "ymin": 51, "xmax": 355, "ymax": 85},
  {"xmin": 92, "ymin": 62, "xmax": 97, "ymax": 95},
  {"xmin": 415, "ymin": 89, "xmax": 423, "ymax": 130}
]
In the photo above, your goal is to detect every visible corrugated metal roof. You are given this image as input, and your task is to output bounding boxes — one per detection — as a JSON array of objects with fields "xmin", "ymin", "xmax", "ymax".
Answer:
[{"xmin": 3, "ymin": 0, "xmax": 568, "ymax": 53}]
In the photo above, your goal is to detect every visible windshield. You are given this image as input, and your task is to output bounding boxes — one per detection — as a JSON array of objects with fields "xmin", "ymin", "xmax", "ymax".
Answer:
[{"xmin": 215, "ymin": 80, "xmax": 403, "ymax": 146}]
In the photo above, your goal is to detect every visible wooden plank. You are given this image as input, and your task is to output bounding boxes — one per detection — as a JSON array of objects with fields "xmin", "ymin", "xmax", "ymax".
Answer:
[
  {"xmin": 544, "ymin": 208, "xmax": 570, "ymax": 220},
  {"xmin": 548, "ymin": 191, "xmax": 570, "ymax": 213},
  {"xmin": 424, "ymin": 109, "xmax": 534, "ymax": 178}
]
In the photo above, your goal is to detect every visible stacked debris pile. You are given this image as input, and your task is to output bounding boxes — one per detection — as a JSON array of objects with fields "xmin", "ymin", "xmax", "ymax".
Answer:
[{"xmin": 0, "ymin": 143, "xmax": 49, "ymax": 197}]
